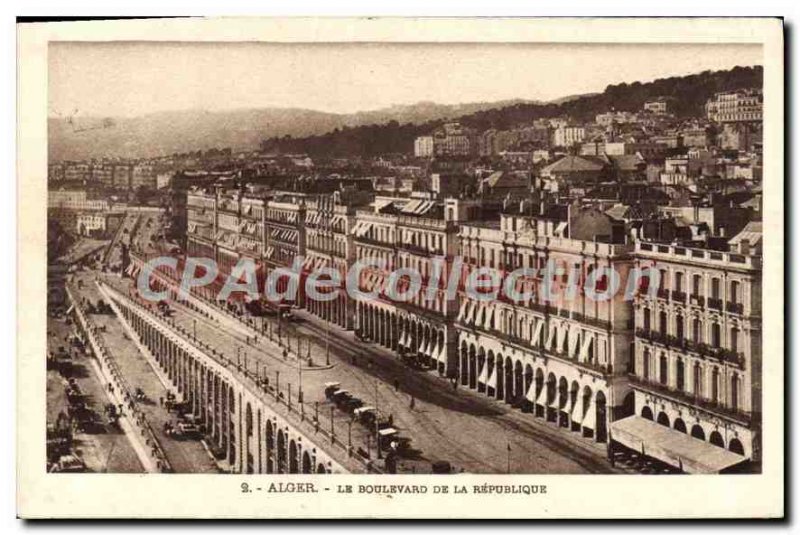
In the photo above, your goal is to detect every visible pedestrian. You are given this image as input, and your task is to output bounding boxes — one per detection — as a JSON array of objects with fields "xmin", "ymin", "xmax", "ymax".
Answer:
[
  {"xmin": 159, "ymin": 396, "xmax": 164, "ymax": 407},
  {"xmin": 394, "ymin": 379, "xmax": 400, "ymax": 391},
  {"xmin": 409, "ymin": 396, "xmax": 415, "ymax": 410}
]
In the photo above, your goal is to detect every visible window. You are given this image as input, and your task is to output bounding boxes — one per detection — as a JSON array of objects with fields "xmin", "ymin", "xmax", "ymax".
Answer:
[
  {"xmin": 693, "ymin": 362, "xmax": 702, "ymax": 397},
  {"xmin": 711, "ymin": 323, "xmax": 721, "ymax": 348},
  {"xmin": 659, "ymin": 311, "xmax": 667, "ymax": 334},
  {"xmin": 711, "ymin": 367, "xmax": 720, "ymax": 403},
  {"xmin": 731, "ymin": 374, "xmax": 740, "ymax": 411},
  {"xmin": 676, "ymin": 314, "xmax": 684, "ymax": 339},
  {"xmin": 711, "ymin": 277, "xmax": 720, "ymax": 299},
  {"xmin": 676, "ymin": 358, "xmax": 685, "ymax": 391},
  {"xmin": 692, "ymin": 274, "xmax": 703, "ymax": 296},
  {"xmin": 643, "ymin": 351, "xmax": 650, "ymax": 380},
  {"xmin": 643, "ymin": 307, "xmax": 651, "ymax": 331},
  {"xmin": 730, "ymin": 327, "xmax": 739, "ymax": 353},
  {"xmin": 659, "ymin": 355, "xmax": 668, "ymax": 385},
  {"xmin": 692, "ymin": 318, "xmax": 702, "ymax": 343},
  {"xmin": 730, "ymin": 280, "xmax": 740, "ymax": 304}
]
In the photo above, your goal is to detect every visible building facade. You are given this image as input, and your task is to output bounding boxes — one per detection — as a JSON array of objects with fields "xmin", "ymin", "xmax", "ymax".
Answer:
[
  {"xmin": 628, "ymin": 235, "xmax": 762, "ymax": 466},
  {"xmin": 706, "ymin": 89, "xmax": 763, "ymax": 123},
  {"xmin": 456, "ymin": 212, "xmax": 635, "ymax": 444}
]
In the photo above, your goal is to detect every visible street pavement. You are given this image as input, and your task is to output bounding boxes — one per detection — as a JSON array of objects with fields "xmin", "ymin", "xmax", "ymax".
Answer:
[
  {"xmin": 47, "ymin": 315, "xmax": 144, "ymax": 473},
  {"xmin": 70, "ymin": 275, "xmax": 219, "ymax": 474},
  {"xmin": 104, "ymin": 272, "xmax": 623, "ymax": 474}
]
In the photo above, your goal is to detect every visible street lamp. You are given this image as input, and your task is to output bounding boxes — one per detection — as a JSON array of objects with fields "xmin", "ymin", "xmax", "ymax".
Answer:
[
  {"xmin": 325, "ymin": 319, "xmax": 330, "ymax": 366},
  {"xmin": 297, "ymin": 352, "xmax": 303, "ymax": 403},
  {"xmin": 375, "ymin": 379, "xmax": 382, "ymax": 460}
]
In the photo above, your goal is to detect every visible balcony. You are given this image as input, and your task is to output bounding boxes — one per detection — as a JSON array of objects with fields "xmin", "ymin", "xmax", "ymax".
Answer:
[
  {"xmin": 707, "ymin": 297, "xmax": 723, "ymax": 311},
  {"xmin": 398, "ymin": 242, "xmax": 445, "ymax": 257},
  {"xmin": 637, "ymin": 331, "xmax": 745, "ymax": 368},
  {"xmin": 656, "ymin": 288, "xmax": 670, "ymax": 300},
  {"xmin": 726, "ymin": 301, "xmax": 744, "ymax": 314},
  {"xmin": 671, "ymin": 290, "xmax": 687, "ymax": 302},
  {"xmin": 689, "ymin": 295, "xmax": 705, "ymax": 308},
  {"xmin": 354, "ymin": 235, "xmax": 396, "ymax": 249},
  {"xmin": 628, "ymin": 375, "xmax": 752, "ymax": 426}
]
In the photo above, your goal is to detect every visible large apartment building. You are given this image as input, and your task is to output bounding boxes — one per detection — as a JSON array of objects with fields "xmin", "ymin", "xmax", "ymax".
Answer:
[
  {"xmin": 706, "ymin": 89, "xmax": 763, "ymax": 123},
  {"xmin": 303, "ymin": 195, "xmax": 357, "ymax": 329},
  {"xmin": 616, "ymin": 223, "xmax": 762, "ymax": 472},
  {"xmin": 456, "ymin": 208, "xmax": 635, "ymax": 444}
]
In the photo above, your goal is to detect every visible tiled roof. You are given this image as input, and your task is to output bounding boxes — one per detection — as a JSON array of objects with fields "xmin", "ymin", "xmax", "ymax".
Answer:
[{"xmin": 542, "ymin": 155, "xmax": 607, "ymax": 174}]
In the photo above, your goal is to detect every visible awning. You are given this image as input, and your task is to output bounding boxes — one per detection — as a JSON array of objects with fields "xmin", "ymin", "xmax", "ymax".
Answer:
[
  {"xmin": 432, "ymin": 344, "xmax": 444, "ymax": 363},
  {"xmin": 583, "ymin": 399, "xmax": 597, "ymax": 430},
  {"xmin": 571, "ymin": 398, "xmax": 584, "ymax": 423},
  {"xmin": 525, "ymin": 381, "xmax": 537, "ymax": 402},
  {"xmin": 357, "ymin": 222, "xmax": 371, "ymax": 238},
  {"xmin": 379, "ymin": 427, "xmax": 398, "ymax": 436},
  {"xmin": 533, "ymin": 321, "xmax": 544, "ymax": 347},
  {"xmin": 545, "ymin": 327, "xmax": 556, "ymax": 351},
  {"xmin": 570, "ymin": 332, "xmax": 580, "ymax": 358},
  {"xmin": 466, "ymin": 301, "xmax": 477, "ymax": 324},
  {"xmin": 402, "ymin": 199, "xmax": 423, "ymax": 214},
  {"xmin": 477, "ymin": 362, "xmax": 488, "ymax": 385},
  {"xmin": 484, "ymin": 306, "xmax": 495, "ymax": 330},
  {"xmin": 425, "ymin": 337, "xmax": 435, "ymax": 357},
  {"xmin": 548, "ymin": 389, "xmax": 559, "ymax": 409},
  {"xmin": 457, "ymin": 299, "xmax": 468, "ymax": 322},
  {"xmin": 579, "ymin": 336, "xmax": 593, "ymax": 361},
  {"xmin": 535, "ymin": 384, "xmax": 547, "ymax": 406},
  {"xmin": 485, "ymin": 365, "xmax": 497, "ymax": 390},
  {"xmin": 611, "ymin": 416, "xmax": 748, "ymax": 474},
  {"xmin": 417, "ymin": 339, "xmax": 426, "ymax": 355}
]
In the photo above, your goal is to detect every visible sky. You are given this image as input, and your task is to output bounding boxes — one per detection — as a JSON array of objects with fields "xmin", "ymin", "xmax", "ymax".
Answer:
[{"xmin": 48, "ymin": 42, "xmax": 763, "ymax": 118}]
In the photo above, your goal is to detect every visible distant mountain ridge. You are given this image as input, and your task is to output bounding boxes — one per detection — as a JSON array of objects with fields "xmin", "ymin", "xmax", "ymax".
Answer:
[
  {"xmin": 262, "ymin": 65, "xmax": 762, "ymax": 158},
  {"xmin": 48, "ymin": 98, "xmax": 544, "ymax": 161},
  {"xmin": 48, "ymin": 65, "xmax": 762, "ymax": 162}
]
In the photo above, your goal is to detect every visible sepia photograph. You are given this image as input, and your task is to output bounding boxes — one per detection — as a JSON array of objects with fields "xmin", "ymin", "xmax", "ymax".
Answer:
[{"xmin": 17, "ymin": 16, "xmax": 784, "ymax": 519}]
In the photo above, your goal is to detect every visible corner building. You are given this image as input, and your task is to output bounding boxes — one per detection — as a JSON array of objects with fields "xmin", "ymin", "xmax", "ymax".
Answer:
[
  {"xmin": 456, "ymin": 210, "xmax": 635, "ymax": 444},
  {"xmin": 619, "ymin": 229, "xmax": 762, "ymax": 471}
]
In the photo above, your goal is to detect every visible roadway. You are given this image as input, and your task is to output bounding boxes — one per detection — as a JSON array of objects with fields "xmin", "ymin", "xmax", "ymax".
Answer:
[{"xmin": 103, "ymin": 271, "xmax": 624, "ymax": 474}]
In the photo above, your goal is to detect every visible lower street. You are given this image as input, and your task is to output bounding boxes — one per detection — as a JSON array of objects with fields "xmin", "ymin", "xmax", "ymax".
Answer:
[{"xmin": 83, "ymin": 268, "xmax": 623, "ymax": 474}]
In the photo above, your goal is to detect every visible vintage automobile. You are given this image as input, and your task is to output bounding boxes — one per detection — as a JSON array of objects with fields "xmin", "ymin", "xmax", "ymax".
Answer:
[
  {"xmin": 344, "ymin": 397, "xmax": 364, "ymax": 414},
  {"xmin": 377, "ymin": 427, "xmax": 398, "ymax": 451},
  {"xmin": 331, "ymin": 389, "xmax": 351, "ymax": 407},
  {"xmin": 353, "ymin": 406, "xmax": 376, "ymax": 427},
  {"xmin": 323, "ymin": 382, "xmax": 341, "ymax": 399},
  {"xmin": 431, "ymin": 460, "xmax": 452, "ymax": 474},
  {"xmin": 176, "ymin": 421, "xmax": 200, "ymax": 438}
]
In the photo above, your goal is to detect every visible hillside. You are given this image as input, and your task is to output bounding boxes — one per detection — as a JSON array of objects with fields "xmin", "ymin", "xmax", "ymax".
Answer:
[
  {"xmin": 48, "ymin": 99, "xmax": 539, "ymax": 161},
  {"xmin": 262, "ymin": 65, "xmax": 763, "ymax": 158}
]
